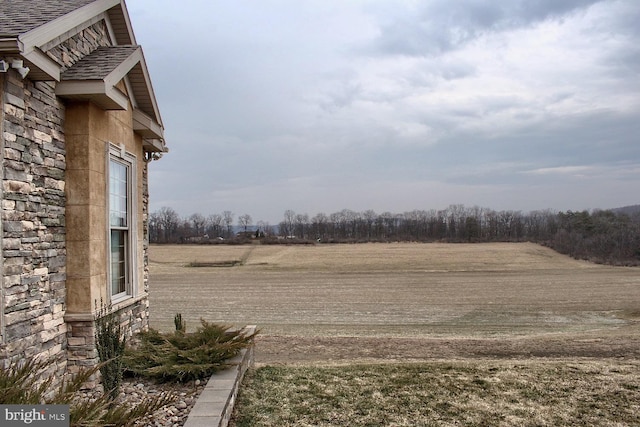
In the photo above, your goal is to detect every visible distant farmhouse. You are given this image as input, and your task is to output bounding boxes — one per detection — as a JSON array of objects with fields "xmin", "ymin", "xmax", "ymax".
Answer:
[{"xmin": 0, "ymin": 0, "xmax": 167, "ymax": 385}]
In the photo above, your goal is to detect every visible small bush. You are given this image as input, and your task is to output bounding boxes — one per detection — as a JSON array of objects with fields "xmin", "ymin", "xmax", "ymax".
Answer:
[
  {"xmin": 95, "ymin": 301, "xmax": 128, "ymax": 400},
  {"xmin": 0, "ymin": 358, "xmax": 53, "ymax": 404},
  {"xmin": 0, "ymin": 358, "xmax": 173, "ymax": 427},
  {"xmin": 174, "ymin": 313, "xmax": 186, "ymax": 332},
  {"xmin": 124, "ymin": 320, "xmax": 257, "ymax": 383}
]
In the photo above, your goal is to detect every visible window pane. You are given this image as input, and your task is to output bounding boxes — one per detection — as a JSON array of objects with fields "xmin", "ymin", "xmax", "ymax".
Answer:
[
  {"xmin": 111, "ymin": 230, "xmax": 127, "ymax": 295},
  {"xmin": 109, "ymin": 160, "xmax": 128, "ymax": 227},
  {"xmin": 109, "ymin": 155, "xmax": 133, "ymax": 300}
]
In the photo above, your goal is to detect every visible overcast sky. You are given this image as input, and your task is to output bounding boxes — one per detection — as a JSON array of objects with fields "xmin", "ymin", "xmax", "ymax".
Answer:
[{"xmin": 127, "ymin": 0, "xmax": 639, "ymax": 225}]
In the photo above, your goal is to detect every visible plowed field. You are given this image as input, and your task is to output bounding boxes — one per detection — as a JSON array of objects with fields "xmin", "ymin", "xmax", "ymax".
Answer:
[{"xmin": 148, "ymin": 242, "xmax": 640, "ymax": 363}]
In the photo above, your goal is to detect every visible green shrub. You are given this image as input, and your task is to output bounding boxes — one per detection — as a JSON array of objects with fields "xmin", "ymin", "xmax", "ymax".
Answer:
[
  {"xmin": 94, "ymin": 301, "xmax": 127, "ymax": 400},
  {"xmin": 124, "ymin": 319, "xmax": 257, "ymax": 382},
  {"xmin": 174, "ymin": 313, "xmax": 186, "ymax": 332}
]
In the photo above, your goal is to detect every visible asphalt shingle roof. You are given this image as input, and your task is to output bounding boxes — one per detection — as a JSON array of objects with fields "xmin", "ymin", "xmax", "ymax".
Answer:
[
  {"xmin": 61, "ymin": 45, "xmax": 139, "ymax": 80},
  {"xmin": 0, "ymin": 0, "xmax": 165, "ymax": 143},
  {"xmin": 0, "ymin": 0, "xmax": 96, "ymax": 36}
]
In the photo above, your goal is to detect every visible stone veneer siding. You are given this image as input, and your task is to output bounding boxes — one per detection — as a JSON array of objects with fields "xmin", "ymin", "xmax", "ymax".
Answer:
[
  {"xmin": 0, "ymin": 70, "xmax": 68, "ymax": 383},
  {"xmin": 65, "ymin": 300, "xmax": 148, "ymax": 384},
  {"xmin": 1, "ymin": 19, "xmax": 151, "ymax": 385},
  {"xmin": 46, "ymin": 21, "xmax": 111, "ymax": 71}
]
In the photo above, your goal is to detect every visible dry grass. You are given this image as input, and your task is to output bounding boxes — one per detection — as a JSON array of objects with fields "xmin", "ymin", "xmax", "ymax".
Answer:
[
  {"xmin": 233, "ymin": 360, "xmax": 640, "ymax": 426},
  {"xmin": 148, "ymin": 242, "xmax": 640, "ymax": 426}
]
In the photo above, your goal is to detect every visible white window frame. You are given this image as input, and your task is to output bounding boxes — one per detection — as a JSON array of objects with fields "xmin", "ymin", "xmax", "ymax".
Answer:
[{"xmin": 107, "ymin": 143, "xmax": 138, "ymax": 303}]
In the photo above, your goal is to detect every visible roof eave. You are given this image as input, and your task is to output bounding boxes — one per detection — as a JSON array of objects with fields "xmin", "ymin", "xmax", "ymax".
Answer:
[
  {"xmin": 129, "ymin": 52, "xmax": 163, "ymax": 128},
  {"xmin": 19, "ymin": 0, "xmax": 124, "ymax": 49},
  {"xmin": 109, "ymin": 0, "xmax": 136, "ymax": 45},
  {"xmin": 56, "ymin": 80, "xmax": 129, "ymax": 110},
  {"xmin": 1, "ymin": 0, "xmax": 132, "ymax": 81},
  {"xmin": 133, "ymin": 108, "xmax": 165, "ymax": 142},
  {"xmin": 3, "ymin": 0, "xmax": 167, "ymax": 153},
  {"xmin": 57, "ymin": 46, "xmax": 165, "ymax": 144},
  {"xmin": 0, "ymin": 40, "xmax": 61, "ymax": 80},
  {"xmin": 22, "ymin": 48, "xmax": 62, "ymax": 81},
  {"xmin": 142, "ymin": 138, "xmax": 168, "ymax": 154}
]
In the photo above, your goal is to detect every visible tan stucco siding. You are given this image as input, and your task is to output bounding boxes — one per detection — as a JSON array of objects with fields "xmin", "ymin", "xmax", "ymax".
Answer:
[{"xmin": 65, "ymin": 96, "xmax": 147, "ymax": 314}]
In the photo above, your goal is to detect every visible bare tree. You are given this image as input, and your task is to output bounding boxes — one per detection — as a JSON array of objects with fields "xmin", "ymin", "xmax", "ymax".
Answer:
[
  {"xmin": 149, "ymin": 211, "xmax": 161, "ymax": 243},
  {"xmin": 362, "ymin": 209, "xmax": 377, "ymax": 239},
  {"xmin": 379, "ymin": 212, "xmax": 396, "ymax": 239},
  {"xmin": 238, "ymin": 214, "xmax": 252, "ymax": 232},
  {"xmin": 281, "ymin": 210, "xmax": 296, "ymax": 237},
  {"xmin": 256, "ymin": 220, "xmax": 271, "ymax": 237},
  {"xmin": 311, "ymin": 213, "xmax": 329, "ymax": 240},
  {"xmin": 208, "ymin": 213, "xmax": 223, "ymax": 238},
  {"xmin": 189, "ymin": 213, "xmax": 206, "ymax": 236},
  {"xmin": 295, "ymin": 213, "xmax": 309, "ymax": 239},
  {"xmin": 157, "ymin": 206, "xmax": 180, "ymax": 242},
  {"xmin": 223, "ymin": 211, "xmax": 234, "ymax": 237}
]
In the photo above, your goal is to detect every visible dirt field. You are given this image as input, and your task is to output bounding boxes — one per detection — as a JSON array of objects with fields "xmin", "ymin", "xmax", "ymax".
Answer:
[{"xmin": 148, "ymin": 242, "xmax": 640, "ymax": 364}]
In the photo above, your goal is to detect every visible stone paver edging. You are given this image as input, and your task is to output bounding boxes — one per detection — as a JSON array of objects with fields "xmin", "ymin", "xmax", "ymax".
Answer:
[{"xmin": 184, "ymin": 325, "xmax": 256, "ymax": 427}]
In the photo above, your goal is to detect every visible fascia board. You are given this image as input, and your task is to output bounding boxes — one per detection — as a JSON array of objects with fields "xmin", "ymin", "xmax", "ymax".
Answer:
[
  {"xmin": 133, "ymin": 108, "xmax": 164, "ymax": 140},
  {"xmin": 56, "ymin": 80, "xmax": 129, "ymax": 110},
  {"xmin": 40, "ymin": 13, "xmax": 108, "ymax": 53},
  {"xmin": 104, "ymin": 85, "xmax": 129, "ymax": 109},
  {"xmin": 0, "ymin": 38, "xmax": 61, "ymax": 80},
  {"xmin": 124, "ymin": 76, "xmax": 137, "ymax": 109},
  {"xmin": 142, "ymin": 139, "xmax": 168, "ymax": 153},
  {"xmin": 22, "ymin": 48, "xmax": 61, "ymax": 81},
  {"xmin": 104, "ymin": 47, "xmax": 142, "ymax": 87},
  {"xmin": 56, "ymin": 80, "xmax": 106, "ymax": 96},
  {"xmin": 100, "ymin": 48, "xmax": 163, "ymax": 128}
]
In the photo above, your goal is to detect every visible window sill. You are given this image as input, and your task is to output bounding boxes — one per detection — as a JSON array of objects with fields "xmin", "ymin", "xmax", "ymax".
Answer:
[{"xmin": 64, "ymin": 294, "xmax": 148, "ymax": 322}]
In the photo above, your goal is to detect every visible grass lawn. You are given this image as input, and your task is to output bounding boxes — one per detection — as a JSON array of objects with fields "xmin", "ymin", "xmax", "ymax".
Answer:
[{"xmin": 232, "ymin": 360, "xmax": 640, "ymax": 426}]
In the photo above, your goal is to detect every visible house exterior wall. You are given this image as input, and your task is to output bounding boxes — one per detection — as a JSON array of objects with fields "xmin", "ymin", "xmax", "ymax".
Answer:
[
  {"xmin": 64, "ymin": 100, "xmax": 148, "ymax": 313},
  {"xmin": 64, "ymin": 99, "xmax": 150, "ymax": 375},
  {"xmin": 0, "ymin": 69, "xmax": 68, "ymax": 383},
  {"xmin": 1, "ymin": 19, "xmax": 152, "ymax": 383}
]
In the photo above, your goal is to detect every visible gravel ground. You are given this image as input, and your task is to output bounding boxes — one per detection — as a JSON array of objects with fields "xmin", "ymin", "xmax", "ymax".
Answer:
[{"xmin": 76, "ymin": 379, "xmax": 205, "ymax": 426}]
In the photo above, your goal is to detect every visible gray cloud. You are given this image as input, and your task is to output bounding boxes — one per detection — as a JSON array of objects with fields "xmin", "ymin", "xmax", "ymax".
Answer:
[
  {"xmin": 367, "ymin": 0, "xmax": 603, "ymax": 56},
  {"xmin": 128, "ymin": 0, "xmax": 640, "ymax": 223}
]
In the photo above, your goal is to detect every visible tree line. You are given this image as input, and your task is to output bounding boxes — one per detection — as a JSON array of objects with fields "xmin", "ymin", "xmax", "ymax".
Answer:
[{"xmin": 149, "ymin": 204, "xmax": 640, "ymax": 266}]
